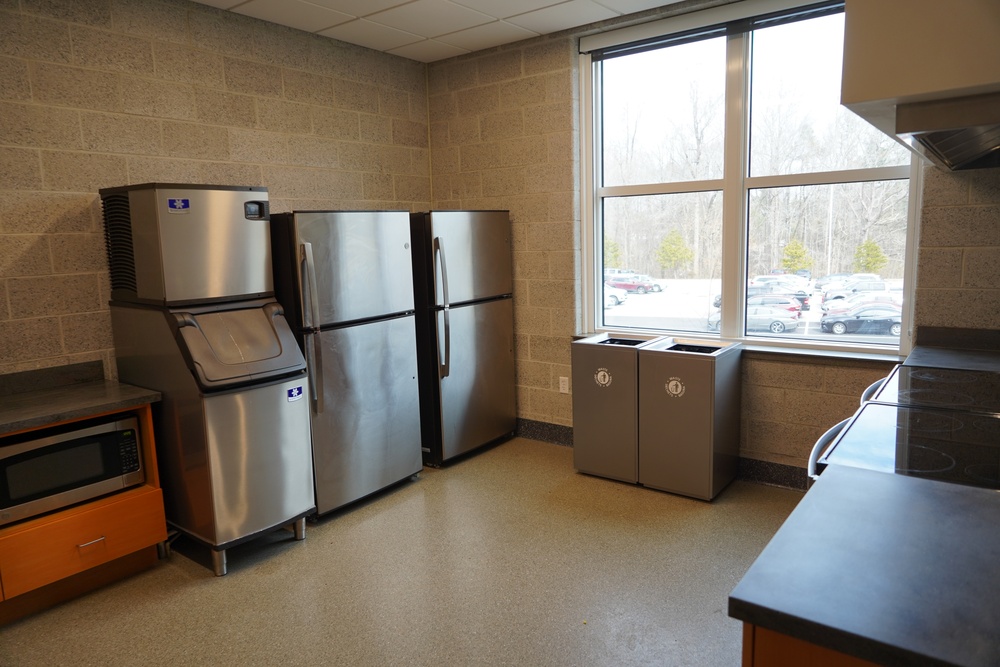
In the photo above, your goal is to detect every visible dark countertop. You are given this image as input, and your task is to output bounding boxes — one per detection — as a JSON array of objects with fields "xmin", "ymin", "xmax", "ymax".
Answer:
[
  {"xmin": 729, "ymin": 465, "xmax": 1000, "ymax": 667},
  {"xmin": 0, "ymin": 380, "xmax": 161, "ymax": 436},
  {"xmin": 904, "ymin": 345, "xmax": 1000, "ymax": 372}
]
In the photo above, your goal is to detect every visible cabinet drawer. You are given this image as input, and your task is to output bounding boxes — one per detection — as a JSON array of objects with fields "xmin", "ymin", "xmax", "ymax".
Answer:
[{"xmin": 0, "ymin": 488, "xmax": 166, "ymax": 599}]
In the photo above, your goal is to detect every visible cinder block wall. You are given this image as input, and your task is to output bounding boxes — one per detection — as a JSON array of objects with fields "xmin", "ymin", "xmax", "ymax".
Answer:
[
  {"xmin": 5, "ymin": 0, "xmax": 998, "ymax": 471},
  {"xmin": 0, "ymin": 0, "xmax": 430, "ymax": 377},
  {"xmin": 426, "ymin": 39, "xmax": 580, "ymax": 429}
]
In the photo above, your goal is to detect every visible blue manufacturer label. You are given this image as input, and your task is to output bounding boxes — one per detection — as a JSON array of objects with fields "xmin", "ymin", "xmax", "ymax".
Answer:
[
  {"xmin": 287, "ymin": 386, "xmax": 304, "ymax": 402},
  {"xmin": 167, "ymin": 198, "xmax": 190, "ymax": 213}
]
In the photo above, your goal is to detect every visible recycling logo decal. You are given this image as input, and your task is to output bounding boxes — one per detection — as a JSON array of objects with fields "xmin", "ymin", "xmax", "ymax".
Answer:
[
  {"xmin": 594, "ymin": 367, "xmax": 613, "ymax": 388},
  {"xmin": 665, "ymin": 376, "xmax": 686, "ymax": 398}
]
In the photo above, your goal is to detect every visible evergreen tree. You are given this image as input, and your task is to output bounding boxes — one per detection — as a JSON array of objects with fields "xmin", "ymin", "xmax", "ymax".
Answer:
[
  {"xmin": 853, "ymin": 239, "xmax": 888, "ymax": 274},
  {"xmin": 656, "ymin": 230, "xmax": 694, "ymax": 277}
]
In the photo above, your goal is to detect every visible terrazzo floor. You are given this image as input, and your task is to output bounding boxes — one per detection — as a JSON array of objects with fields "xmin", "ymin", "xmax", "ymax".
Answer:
[{"xmin": 0, "ymin": 438, "xmax": 802, "ymax": 666}]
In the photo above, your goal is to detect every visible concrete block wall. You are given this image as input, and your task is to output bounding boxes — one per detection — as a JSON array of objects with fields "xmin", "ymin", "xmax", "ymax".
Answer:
[
  {"xmin": 915, "ymin": 165, "xmax": 1000, "ymax": 331},
  {"xmin": 0, "ymin": 0, "xmax": 430, "ymax": 377},
  {"xmin": 426, "ymin": 38, "xmax": 580, "ymax": 429}
]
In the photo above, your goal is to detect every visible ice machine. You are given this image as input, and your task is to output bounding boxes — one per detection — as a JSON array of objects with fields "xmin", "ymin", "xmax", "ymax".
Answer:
[{"xmin": 101, "ymin": 183, "xmax": 316, "ymax": 576}]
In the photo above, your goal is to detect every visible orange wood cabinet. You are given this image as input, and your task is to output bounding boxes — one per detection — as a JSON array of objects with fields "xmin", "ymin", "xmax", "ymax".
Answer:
[
  {"xmin": 743, "ymin": 624, "xmax": 880, "ymax": 667},
  {"xmin": 0, "ymin": 403, "xmax": 167, "ymax": 606}
]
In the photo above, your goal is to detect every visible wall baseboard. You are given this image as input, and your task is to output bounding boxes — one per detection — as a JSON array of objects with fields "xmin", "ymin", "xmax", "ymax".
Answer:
[
  {"xmin": 516, "ymin": 418, "xmax": 573, "ymax": 446},
  {"xmin": 518, "ymin": 420, "xmax": 807, "ymax": 491}
]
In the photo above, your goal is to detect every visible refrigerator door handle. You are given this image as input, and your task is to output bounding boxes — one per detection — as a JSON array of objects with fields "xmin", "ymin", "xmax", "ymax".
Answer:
[
  {"xmin": 301, "ymin": 242, "xmax": 324, "ymax": 413},
  {"xmin": 434, "ymin": 236, "xmax": 451, "ymax": 378},
  {"xmin": 300, "ymin": 242, "xmax": 322, "ymax": 331},
  {"xmin": 440, "ymin": 308, "xmax": 451, "ymax": 378},
  {"xmin": 305, "ymin": 331, "xmax": 325, "ymax": 414},
  {"xmin": 433, "ymin": 235, "xmax": 450, "ymax": 309}
]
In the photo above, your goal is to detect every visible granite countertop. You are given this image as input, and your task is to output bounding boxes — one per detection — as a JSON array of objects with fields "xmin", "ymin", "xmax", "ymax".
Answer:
[
  {"xmin": 729, "ymin": 465, "xmax": 1000, "ymax": 667},
  {"xmin": 0, "ymin": 380, "xmax": 161, "ymax": 436}
]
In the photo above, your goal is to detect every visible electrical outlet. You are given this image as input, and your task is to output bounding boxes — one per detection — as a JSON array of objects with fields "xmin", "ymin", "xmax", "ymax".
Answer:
[{"xmin": 559, "ymin": 376, "xmax": 569, "ymax": 394}]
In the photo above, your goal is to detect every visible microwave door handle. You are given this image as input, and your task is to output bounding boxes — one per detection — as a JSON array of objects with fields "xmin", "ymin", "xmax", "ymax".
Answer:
[{"xmin": 807, "ymin": 418, "xmax": 850, "ymax": 483}]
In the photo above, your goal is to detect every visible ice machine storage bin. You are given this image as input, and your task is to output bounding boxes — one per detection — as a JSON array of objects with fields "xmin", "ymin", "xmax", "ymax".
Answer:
[
  {"xmin": 638, "ymin": 339, "xmax": 741, "ymax": 500},
  {"xmin": 572, "ymin": 333, "xmax": 667, "ymax": 483}
]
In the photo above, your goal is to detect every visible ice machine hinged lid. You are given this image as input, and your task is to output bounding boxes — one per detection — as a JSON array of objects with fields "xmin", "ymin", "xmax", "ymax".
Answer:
[{"xmin": 174, "ymin": 301, "xmax": 305, "ymax": 389}]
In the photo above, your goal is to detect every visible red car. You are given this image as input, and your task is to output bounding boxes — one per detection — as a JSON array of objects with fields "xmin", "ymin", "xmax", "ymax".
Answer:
[{"xmin": 605, "ymin": 274, "xmax": 658, "ymax": 294}]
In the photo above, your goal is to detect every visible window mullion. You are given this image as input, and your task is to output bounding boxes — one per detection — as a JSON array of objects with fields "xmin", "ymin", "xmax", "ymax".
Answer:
[{"xmin": 719, "ymin": 31, "xmax": 751, "ymax": 339}]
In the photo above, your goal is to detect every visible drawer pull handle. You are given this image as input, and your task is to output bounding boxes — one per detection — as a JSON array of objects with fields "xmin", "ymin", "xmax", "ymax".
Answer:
[{"xmin": 77, "ymin": 536, "xmax": 106, "ymax": 549}]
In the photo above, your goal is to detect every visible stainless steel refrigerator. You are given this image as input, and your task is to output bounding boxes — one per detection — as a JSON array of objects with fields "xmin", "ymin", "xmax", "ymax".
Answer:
[
  {"xmin": 270, "ymin": 211, "xmax": 423, "ymax": 516},
  {"xmin": 410, "ymin": 210, "xmax": 517, "ymax": 466}
]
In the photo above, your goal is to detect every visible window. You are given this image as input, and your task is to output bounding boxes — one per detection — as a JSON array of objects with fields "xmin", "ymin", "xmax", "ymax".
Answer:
[{"xmin": 582, "ymin": 0, "xmax": 916, "ymax": 351}]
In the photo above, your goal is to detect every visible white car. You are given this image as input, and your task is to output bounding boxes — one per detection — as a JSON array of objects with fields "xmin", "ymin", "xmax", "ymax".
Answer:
[{"xmin": 604, "ymin": 283, "xmax": 629, "ymax": 307}]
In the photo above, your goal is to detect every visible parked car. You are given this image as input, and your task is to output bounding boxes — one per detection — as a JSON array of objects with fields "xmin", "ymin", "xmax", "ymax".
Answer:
[
  {"xmin": 712, "ymin": 284, "xmax": 810, "ymax": 310},
  {"xmin": 814, "ymin": 273, "xmax": 852, "ymax": 291},
  {"xmin": 708, "ymin": 305, "xmax": 799, "ymax": 334},
  {"xmin": 820, "ymin": 304, "xmax": 902, "ymax": 336},
  {"xmin": 821, "ymin": 290, "xmax": 903, "ymax": 313},
  {"xmin": 633, "ymin": 274, "xmax": 663, "ymax": 292},
  {"xmin": 746, "ymin": 294, "xmax": 802, "ymax": 313},
  {"xmin": 823, "ymin": 280, "xmax": 888, "ymax": 303},
  {"xmin": 605, "ymin": 274, "xmax": 657, "ymax": 294},
  {"xmin": 604, "ymin": 283, "xmax": 628, "ymax": 306}
]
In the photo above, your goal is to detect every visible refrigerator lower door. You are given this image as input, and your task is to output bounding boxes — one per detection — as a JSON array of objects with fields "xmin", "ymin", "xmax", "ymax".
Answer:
[
  {"xmin": 309, "ymin": 315, "xmax": 423, "ymax": 515},
  {"xmin": 201, "ymin": 377, "xmax": 315, "ymax": 547},
  {"xmin": 436, "ymin": 298, "xmax": 516, "ymax": 462}
]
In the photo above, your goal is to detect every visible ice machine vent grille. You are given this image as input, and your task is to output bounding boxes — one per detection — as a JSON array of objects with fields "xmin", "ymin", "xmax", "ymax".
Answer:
[{"xmin": 100, "ymin": 193, "xmax": 137, "ymax": 296}]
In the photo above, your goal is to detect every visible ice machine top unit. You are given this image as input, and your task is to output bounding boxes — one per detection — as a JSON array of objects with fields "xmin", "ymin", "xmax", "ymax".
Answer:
[{"xmin": 100, "ymin": 183, "xmax": 271, "ymax": 306}]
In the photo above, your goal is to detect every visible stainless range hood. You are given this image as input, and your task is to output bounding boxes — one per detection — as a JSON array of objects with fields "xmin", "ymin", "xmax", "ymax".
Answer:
[
  {"xmin": 841, "ymin": 0, "xmax": 1000, "ymax": 171},
  {"xmin": 896, "ymin": 92, "xmax": 1000, "ymax": 171}
]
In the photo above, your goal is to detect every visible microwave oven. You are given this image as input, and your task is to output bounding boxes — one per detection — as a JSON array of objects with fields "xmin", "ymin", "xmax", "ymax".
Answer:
[{"xmin": 0, "ymin": 415, "xmax": 145, "ymax": 527}]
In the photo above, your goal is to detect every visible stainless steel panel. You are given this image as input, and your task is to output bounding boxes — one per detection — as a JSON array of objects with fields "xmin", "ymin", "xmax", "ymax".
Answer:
[
  {"xmin": 437, "ymin": 298, "xmax": 516, "ymax": 461},
  {"xmin": 129, "ymin": 186, "xmax": 271, "ymax": 303},
  {"xmin": 111, "ymin": 304, "xmax": 315, "ymax": 548},
  {"xmin": 293, "ymin": 211, "xmax": 414, "ymax": 325},
  {"xmin": 570, "ymin": 335, "xmax": 655, "ymax": 484},
  {"xmin": 203, "ymin": 378, "xmax": 314, "ymax": 545},
  {"xmin": 427, "ymin": 211, "xmax": 512, "ymax": 306},
  {"xmin": 309, "ymin": 316, "xmax": 422, "ymax": 514},
  {"xmin": 637, "ymin": 343, "xmax": 741, "ymax": 500}
]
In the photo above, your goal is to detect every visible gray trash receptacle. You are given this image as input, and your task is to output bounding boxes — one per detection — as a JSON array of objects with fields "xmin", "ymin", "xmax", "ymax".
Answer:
[
  {"xmin": 638, "ymin": 339, "xmax": 741, "ymax": 500},
  {"xmin": 572, "ymin": 333, "xmax": 667, "ymax": 483}
]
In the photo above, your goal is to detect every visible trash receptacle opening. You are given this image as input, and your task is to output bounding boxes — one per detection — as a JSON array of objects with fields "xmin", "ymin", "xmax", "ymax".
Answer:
[
  {"xmin": 598, "ymin": 338, "xmax": 647, "ymax": 346},
  {"xmin": 668, "ymin": 343, "xmax": 720, "ymax": 354}
]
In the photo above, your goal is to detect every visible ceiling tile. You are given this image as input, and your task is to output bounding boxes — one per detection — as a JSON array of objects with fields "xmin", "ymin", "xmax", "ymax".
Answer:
[
  {"xmin": 307, "ymin": 0, "xmax": 412, "ymax": 17},
  {"xmin": 506, "ymin": 0, "xmax": 619, "ymax": 34},
  {"xmin": 192, "ymin": 0, "xmax": 243, "ymax": 8},
  {"xmin": 436, "ymin": 20, "xmax": 539, "ymax": 51},
  {"xmin": 319, "ymin": 18, "xmax": 424, "ymax": 51},
  {"xmin": 594, "ymin": 0, "xmax": 684, "ymax": 13},
  {"xmin": 233, "ymin": 0, "xmax": 354, "ymax": 33},
  {"xmin": 450, "ymin": 0, "xmax": 567, "ymax": 20},
  {"xmin": 389, "ymin": 39, "xmax": 470, "ymax": 62},
  {"xmin": 368, "ymin": 0, "xmax": 495, "ymax": 38}
]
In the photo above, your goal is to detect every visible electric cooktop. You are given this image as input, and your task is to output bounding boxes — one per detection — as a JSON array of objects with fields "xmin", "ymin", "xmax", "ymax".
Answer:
[
  {"xmin": 820, "ymin": 365, "xmax": 1000, "ymax": 490},
  {"xmin": 871, "ymin": 364, "xmax": 1000, "ymax": 414}
]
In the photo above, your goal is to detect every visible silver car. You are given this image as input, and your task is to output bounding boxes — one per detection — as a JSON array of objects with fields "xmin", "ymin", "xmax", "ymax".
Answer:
[{"xmin": 708, "ymin": 305, "xmax": 799, "ymax": 334}]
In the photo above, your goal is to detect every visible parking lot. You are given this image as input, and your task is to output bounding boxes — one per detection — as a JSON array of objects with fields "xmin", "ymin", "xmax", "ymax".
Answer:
[{"xmin": 603, "ymin": 278, "xmax": 901, "ymax": 344}]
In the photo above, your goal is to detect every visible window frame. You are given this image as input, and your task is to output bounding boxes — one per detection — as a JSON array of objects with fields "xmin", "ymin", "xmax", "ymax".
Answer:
[{"xmin": 579, "ymin": 0, "xmax": 921, "ymax": 356}]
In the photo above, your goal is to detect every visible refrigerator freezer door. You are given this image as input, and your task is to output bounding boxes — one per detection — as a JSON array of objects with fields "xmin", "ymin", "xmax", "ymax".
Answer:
[
  {"xmin": 293, "ymin": 211, "xmax": 414, "ymax": 325},
  {"xmin": 427, "ymin": 211, "xmax": 512, "ymax": 306},
  {"xmin": 309, "ymin": 315, "xmax": 423, "ymax": 515},
  {"xmin": 437, "ymin": 298, "xmax": 516, "ymax": 462}
]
